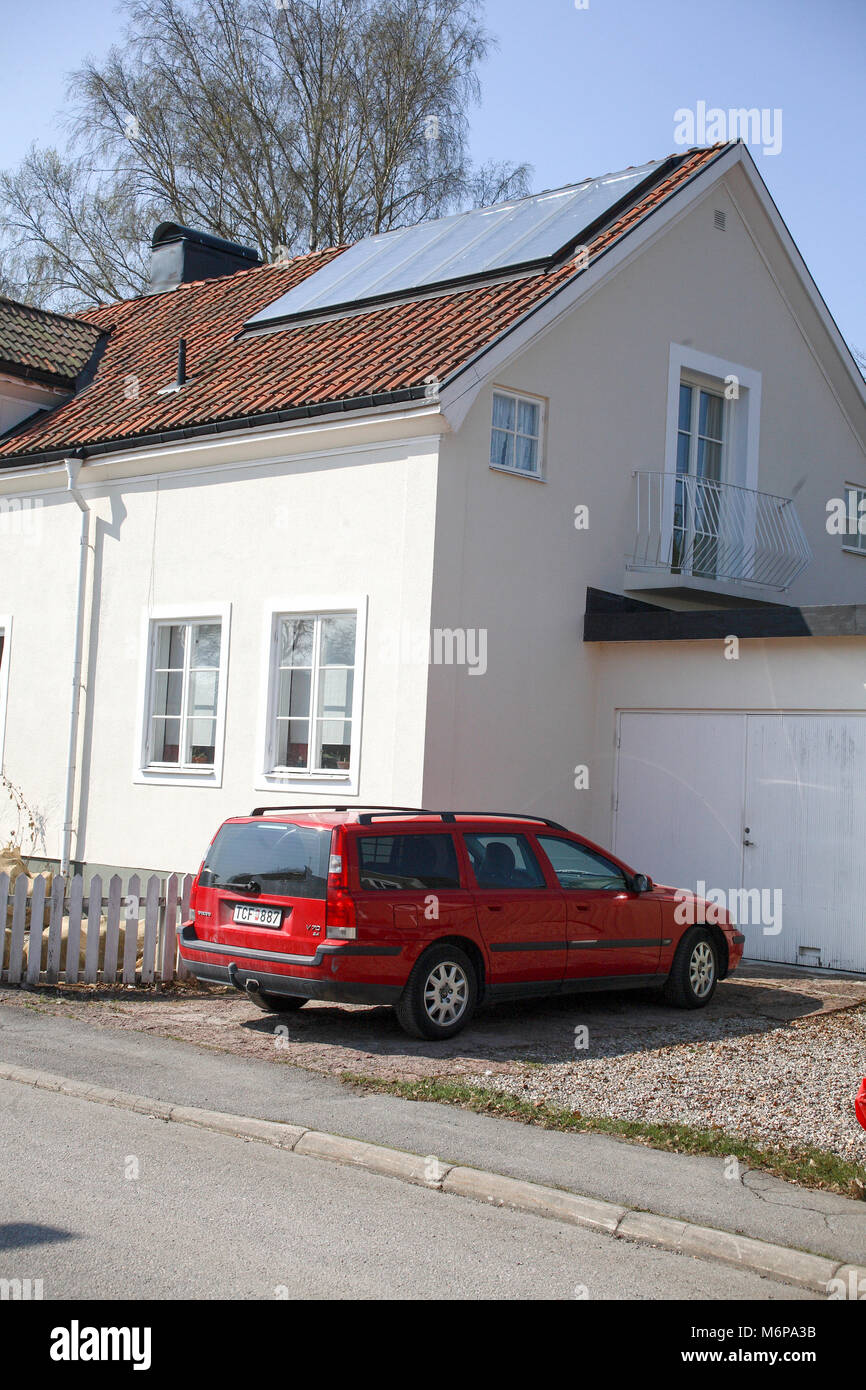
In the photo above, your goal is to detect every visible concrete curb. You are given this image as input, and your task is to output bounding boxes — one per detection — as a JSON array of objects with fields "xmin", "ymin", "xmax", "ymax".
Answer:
[{"xmin": 2, "ymin": 1060, "xmax": 862, "ymax": 1296}]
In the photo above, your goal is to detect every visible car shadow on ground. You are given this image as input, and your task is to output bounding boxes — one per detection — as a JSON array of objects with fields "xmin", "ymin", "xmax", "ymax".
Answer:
[{"xmin": 237, "ymin": 965, "xmax": 864, "ymax": 1069}]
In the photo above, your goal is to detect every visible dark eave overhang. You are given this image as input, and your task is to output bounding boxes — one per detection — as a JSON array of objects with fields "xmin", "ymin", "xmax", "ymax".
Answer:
[
  {"xmin": 583, "ymin": 588, "xmax": 866, "ymax": 641},
  {"xmin": 0, "ymin": 385, "xmax": 430, "ymax": 470},
  {"xmin": 0, "ymin": 357, "xmax": 77, "ymax": 391}
]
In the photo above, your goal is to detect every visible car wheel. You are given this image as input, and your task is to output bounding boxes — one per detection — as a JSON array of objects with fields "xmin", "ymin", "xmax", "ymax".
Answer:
[
  {"xmin": 395, "ymin": 944, "xmax": 477, "ymax": 1040},
  {"xmin": 249, "ymin": 992, "xmax": 307, "ymax": 1014},
  {"xmin": 663, "ymin": 928, "xmax": 718, "ymax": 1009}
]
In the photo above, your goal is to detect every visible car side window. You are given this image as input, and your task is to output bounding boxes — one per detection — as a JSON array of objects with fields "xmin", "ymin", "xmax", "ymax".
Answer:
[
  {"xmin": 463, "ymin": 833, "xmax": 547, "ymax": 890},
  {"xmin": 357, "ymin": 834, "xmax": 461, "ymax": 891},
  {"xmin": 536, "ymin": 836, "xmax": 628, "ymax": 892}
]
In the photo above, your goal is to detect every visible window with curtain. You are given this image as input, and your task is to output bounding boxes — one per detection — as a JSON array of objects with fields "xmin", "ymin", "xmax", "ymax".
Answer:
[
  {"xmin": 268, "ymin": 612, "xmax": 357, "ymax": 774},
  {"xmin": 147, "ymin": 619, "xmax": 222, "ymax": 769},
  {"xmin": 490, "ymin": 390, "xmax": 544, "ymax": 477}
]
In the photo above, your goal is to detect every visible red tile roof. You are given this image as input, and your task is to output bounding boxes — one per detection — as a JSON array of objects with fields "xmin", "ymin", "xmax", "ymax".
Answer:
[
  {"xmin": 0, "ymin": 296, "xmax": 105, "ymax": 387},
  {"xmin": 0, "ymin": 147, "xmax": 724, "ymax": 464}
]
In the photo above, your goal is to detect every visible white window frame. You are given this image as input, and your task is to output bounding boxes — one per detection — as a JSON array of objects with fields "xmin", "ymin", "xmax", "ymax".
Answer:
[
  {"xmin": 664, "ymin": 346, "xmax": 762, "ymax": 493},
  {"xmin": 489, "ymin": 386, "xmax": 546, "ymax": 481},
  {"xmin": 134, "ymin": 602, "xmax": 231, "ymax": 787},
  {"xmin": 842, "ymin": 483, "xmax": 866, "ymax": 557},
  {"xmin": 255, "ymin": 595, "xmax": 367, "ymax": 796},
  {"xmin": 661, "ymin": 346, "xmax": 762, "ymax": 574},
  {"xmin": 0, "ymin": 615, "xmax": 11, "ymax": 772}
]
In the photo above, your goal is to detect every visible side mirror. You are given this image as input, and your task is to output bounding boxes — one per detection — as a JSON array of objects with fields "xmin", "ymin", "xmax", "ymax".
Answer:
[{"xmin": 630, "ymin": 873, "xmax": 653, "ymax": 894}]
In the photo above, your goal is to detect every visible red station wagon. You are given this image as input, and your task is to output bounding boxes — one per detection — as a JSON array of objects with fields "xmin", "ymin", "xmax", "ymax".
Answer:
[{"xmin": 178, "ymin": 807, "xmax": 746, "ymax": 1040}]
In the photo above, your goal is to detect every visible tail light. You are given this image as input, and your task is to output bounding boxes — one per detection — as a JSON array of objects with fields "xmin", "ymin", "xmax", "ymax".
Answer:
[
  {"xmin": 188, "ymin": 861, "xmax": 205, "ymax": 918},
  {"xmin": 326, "ymin": 825, "xmax": 356, "ymax": 940}
]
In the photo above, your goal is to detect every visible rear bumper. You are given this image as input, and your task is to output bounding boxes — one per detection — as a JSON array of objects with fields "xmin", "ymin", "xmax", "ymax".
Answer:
[
  {"xmin": 178, "ymin": 922, "xmax": 403, "ymax": 1005},
  {"xmin": 189, "ymin": 960, "xmax": 400, "ymax": 1005}
]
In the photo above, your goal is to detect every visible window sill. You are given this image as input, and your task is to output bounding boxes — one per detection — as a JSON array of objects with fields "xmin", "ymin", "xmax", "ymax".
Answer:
[
  {"xmin": 841, "ymin": 545, "xmax": 866, "ymax": 558},
  {"xmin": 254, "ymin": 770, "xmax": 358, "ymax": 797},
  {"xmin": 134, "ymin": 766, "xmax": 223, "ymax": 788},
  {"xmin": 488, "ymin": 463, "xmax": 545, "ymax": 483}
]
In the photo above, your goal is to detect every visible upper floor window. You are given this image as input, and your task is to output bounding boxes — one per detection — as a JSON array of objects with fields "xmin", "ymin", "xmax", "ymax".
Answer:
[
  {"xmin": 843, "ymin": 484, "xmax": 866, "ymax": 556},
  {"xmin": 266, "ymin": 611, "xmax": 357, "ymax": 776},
  {"xmin": 490, "ymin": 389, "xmax": 544, "ymax": 478}
]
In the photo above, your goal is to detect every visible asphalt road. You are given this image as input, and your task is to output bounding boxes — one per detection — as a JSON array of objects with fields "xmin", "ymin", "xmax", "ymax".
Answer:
[
  {"xmin": 1, "ymin": 998, "xmax": 863, "ymax": 1268},
  {"xmin": 0, "ymin": 1078, "xmax": 813, "ymax": 1300}
]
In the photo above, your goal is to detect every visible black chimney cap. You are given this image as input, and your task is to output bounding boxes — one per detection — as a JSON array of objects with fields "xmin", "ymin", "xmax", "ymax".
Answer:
[
  {"xmin": 151, "ymin": 222, "xmax": 260, "ymax": 263},
  {"xmin": 148, "ymin": 223, "xmax": 261, "ymax": 294}
]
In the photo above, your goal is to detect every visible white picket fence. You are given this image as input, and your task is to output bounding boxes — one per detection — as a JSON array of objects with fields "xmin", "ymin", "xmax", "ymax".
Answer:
[{"xmin": 0, "ymin": 872, "xmax": 195, "ymax": 987}]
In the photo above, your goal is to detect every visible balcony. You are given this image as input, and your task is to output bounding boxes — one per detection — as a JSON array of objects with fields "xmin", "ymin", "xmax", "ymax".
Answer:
[{"xmin": 627, "ymin": 471, "xmax": 812, "ymax": 596}]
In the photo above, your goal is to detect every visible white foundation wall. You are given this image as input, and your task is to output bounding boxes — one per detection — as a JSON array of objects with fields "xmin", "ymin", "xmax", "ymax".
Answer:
[
  {"xmin": 422, "ymin": 166, "xmax": 866, "ymax": 833},
  {"xmin": 0, "ymin": 428, "xmax": 440, "ymax": 873}
]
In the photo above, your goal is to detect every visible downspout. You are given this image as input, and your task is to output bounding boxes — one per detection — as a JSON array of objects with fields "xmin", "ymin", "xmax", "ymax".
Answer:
[{"xmin": 61, "ymin": 458, "xmax": 90, "ymax": 877}]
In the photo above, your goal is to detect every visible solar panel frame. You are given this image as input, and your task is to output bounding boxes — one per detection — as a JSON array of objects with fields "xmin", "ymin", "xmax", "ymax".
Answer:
[{"xmin": 246, "ymin": 159, "xmax": 673, "ymax": 331}]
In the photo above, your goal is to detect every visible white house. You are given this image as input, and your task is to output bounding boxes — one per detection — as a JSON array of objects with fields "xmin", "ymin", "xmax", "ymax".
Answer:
[{"xmin": 1, "ymin": 142, "xmax": 864, "ymax": 971}]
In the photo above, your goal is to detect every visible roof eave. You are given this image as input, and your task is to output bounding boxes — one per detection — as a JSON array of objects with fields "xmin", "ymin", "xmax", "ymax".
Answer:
[{"xmin": 0, "ymin": 385, "xmax": 433, "ymax": 471}]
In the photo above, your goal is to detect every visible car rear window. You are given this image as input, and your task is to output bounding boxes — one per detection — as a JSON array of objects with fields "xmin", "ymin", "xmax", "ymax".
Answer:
[
  {"xmin": 199, "ymin": 821, "xmax": 331, "ymax": 899},
  {"xmin": 358, "ymin": 834, "xmax": 461, "ymax": 891}
]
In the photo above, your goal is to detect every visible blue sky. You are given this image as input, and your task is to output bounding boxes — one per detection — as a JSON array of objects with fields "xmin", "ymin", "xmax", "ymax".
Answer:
[{"xmin": 2, "ymin": 0, "xmax": 864, "ymax": 347}]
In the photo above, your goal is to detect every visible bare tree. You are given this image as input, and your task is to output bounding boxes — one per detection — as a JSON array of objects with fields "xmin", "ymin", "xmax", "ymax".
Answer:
[{"xmin": 0, "ymin": 0, "xmax": 530, "ymax": 310}]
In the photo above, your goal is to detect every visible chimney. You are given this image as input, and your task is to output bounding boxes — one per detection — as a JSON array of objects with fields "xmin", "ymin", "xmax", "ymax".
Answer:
[{"xmin": 148, "ymin": 223, "xmax": 261, "ymax": 294}]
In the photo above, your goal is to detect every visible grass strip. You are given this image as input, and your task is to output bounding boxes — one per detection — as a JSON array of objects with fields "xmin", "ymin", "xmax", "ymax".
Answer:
[{"xmin": 341, "ymin": 1071, "xmax": 866, "ymax": 1200}]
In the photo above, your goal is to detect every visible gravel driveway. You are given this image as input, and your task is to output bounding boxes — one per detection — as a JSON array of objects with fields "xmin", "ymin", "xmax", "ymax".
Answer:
[{"xmin": 2, "ymin": 961, "xmax": 865, "ymax": 1164}]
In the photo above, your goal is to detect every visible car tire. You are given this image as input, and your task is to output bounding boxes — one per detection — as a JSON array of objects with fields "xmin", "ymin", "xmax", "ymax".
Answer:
[
  {"xmin": 395, "ymin": 944, "xmax": 478, "ymax": 1040},
  {"xmin": 249, "ymin": 992, "xmax": 308, "ymax": 1014},
  {"xmin": 663, "ymin": 928, "xmax": 719, "ymax": 1009}
]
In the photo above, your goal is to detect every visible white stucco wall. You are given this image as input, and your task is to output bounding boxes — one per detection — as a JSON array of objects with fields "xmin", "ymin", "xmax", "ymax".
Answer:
[
  {"xmin": 0, "ymin": 416, "xmax": 441, "ymax": 873},
  {"xmin": 422, "ymin": 165, "xmax": 866, "ymax": 836}
]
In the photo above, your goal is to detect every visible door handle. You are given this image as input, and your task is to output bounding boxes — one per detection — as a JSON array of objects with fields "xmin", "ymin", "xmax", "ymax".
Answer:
[
  {"xmin": 573, "ymin": 904, "xmax": 591, "ymax": 912},
  {"xmin": 743, "ymin": 826, "xmax": 755, "ymax": 847},
  {"xmin": 486, "ymin": 905, "xmax": 504, "ymax": 912}
]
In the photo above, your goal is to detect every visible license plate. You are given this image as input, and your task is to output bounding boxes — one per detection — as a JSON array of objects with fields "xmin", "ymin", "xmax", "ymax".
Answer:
[{"xmin": 232, "ymin": 904, "xmax": 283, "ymax": 928}]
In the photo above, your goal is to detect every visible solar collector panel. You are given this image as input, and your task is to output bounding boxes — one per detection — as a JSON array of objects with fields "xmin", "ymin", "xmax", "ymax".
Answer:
[{"xmin": 246, "ymin": 160, "xmax": 662, "ymax": 329}]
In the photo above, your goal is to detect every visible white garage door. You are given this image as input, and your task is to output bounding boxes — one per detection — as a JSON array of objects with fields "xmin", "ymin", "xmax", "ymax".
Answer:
[{"xmin": 614, "ymin": 712, "xmax": 866, "ymax": 974}]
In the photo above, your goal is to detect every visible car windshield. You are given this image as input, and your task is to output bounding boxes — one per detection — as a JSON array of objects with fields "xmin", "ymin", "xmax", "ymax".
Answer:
[{"xmin": 199, "ymin": 821, "xmax": 331, "ymax": 899}]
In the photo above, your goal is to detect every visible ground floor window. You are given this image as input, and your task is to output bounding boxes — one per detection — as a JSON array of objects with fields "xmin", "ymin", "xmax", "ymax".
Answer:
[
  {"xmin": 265, "ymin": 609, "xmax": 359, "ymax": 777},
  {"xmin": 138, "ymin": 605, "xmax": 230, "ymax": 784}
]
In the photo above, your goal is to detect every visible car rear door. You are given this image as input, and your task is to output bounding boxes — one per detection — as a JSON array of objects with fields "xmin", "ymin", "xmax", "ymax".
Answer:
[
  {"xmin": 352, "ymin": 830, "xmax": 478, "ymax": 970},
  {"xmin": 462, "ymin": 830, "xmax": 566, "ymax": 989},
  {"xmin": 535, "ymin": 834, "xmax": 662, "ymax": 981}
]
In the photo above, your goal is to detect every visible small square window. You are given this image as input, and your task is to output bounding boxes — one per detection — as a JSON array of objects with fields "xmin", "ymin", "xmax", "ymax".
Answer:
[{"xmin": 490, "ymin": 390, "xmax": 544, "ymax": 478}]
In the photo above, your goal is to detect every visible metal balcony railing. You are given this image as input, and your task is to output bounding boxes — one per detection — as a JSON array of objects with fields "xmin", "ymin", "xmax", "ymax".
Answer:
[{"xmin": 628, "ymin": 471, "xmax": 812, "ymax": 591}]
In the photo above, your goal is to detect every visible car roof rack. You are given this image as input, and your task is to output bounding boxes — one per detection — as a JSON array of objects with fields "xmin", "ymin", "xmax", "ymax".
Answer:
[
  {"xmin": 357, "ymin": 810, "xmax": 570, "ymax": 830},
  {"xmin": 249, "ymin": 805, "xmax": 433, "ymax": 819},
  {"xmin": 248, "ymin": 805, "xmax": 569, "ymax": 832},
  {"xmin": 440, "ymin": 812, "xmax": 570, "ymax": 831}
]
